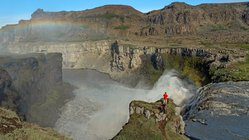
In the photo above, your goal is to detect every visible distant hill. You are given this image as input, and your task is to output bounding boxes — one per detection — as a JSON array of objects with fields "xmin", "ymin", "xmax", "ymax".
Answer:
[{"xmin": 0, "ymin": 2, "xmax": 249, "ymax": 44}]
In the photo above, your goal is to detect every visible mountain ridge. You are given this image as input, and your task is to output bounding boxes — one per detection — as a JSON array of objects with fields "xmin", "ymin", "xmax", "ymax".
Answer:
[{"xmin": 0, "ymin": 2, "xmax": 249, "ymax": 45}]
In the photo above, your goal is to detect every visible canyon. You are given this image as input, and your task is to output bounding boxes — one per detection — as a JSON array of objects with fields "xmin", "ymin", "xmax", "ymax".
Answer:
[{"xmin": 0, "ymin": 1, "xmax": 249, "ymax": 140}]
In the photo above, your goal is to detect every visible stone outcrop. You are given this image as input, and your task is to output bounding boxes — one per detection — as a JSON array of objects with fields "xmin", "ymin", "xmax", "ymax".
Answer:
[
  {"xmin": 183, "ymin": 81, "xmax": 249, "ymax": 140},
  {"xmin": 0, "ymin": 107, "xmax": 70, "ymax": 140},
  {"xmin": 0, "ymin": 53, "xmax": 74, "ymax": 127},
  {"xmin": 113, "ymin": 100, "xmax": 187, "ymax": 140}
]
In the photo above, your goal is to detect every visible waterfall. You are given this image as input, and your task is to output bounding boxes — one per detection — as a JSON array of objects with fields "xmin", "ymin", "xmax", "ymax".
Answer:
[{"xmin": 55, "ymin": 69, "xmax": 195, "ymax": 140}]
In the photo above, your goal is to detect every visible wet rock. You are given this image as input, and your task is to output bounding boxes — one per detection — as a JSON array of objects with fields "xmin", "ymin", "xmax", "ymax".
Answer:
[
  {"xmin": 179, "ymin": 116, "xmax": 185, "ymax": 134},
  {"xmin": 151, "ymin": 49, "xmax": 164, "ymax": 70},
  {"xmin": 184, "ymin": 81, "xmax": 249, "ymax": 140},
  {"xmin": 0, "ymin": 53, "xmax": 74, "ymax": 127}
]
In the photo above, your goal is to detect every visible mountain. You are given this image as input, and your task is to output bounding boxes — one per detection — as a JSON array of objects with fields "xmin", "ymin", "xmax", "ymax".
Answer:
[{"xmin": 0, "ymin": 2, "xmax": 249, "ymax": 44}]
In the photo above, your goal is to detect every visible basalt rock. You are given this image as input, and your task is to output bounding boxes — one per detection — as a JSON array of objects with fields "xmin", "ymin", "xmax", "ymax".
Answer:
[
  {"xmin": 0, "ymin": 53, "xmax": 74, "ymax": 127},
  {"xmin": 0, "ymin": 69, "xmax": 19, "ymax": 111},
  {"xmin": 183, "ymin": 81, "xmax": 249, "ymax": 140}
]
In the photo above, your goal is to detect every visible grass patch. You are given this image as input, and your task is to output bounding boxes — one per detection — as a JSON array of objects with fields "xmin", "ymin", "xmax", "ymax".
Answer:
[
  {"xmin": 113, "ymin": 100, "xmax": 187, "ymax": 140},
  {"xmin": 238, "ymin": 44, "xmax": 249, "ymax": 50},
  {"xmin": 98, "ymin": 13, "xmax": 118, "ymax": 19},
  {"xmin": 210, "ymin": 24, "xmax": 227, "ymax": 32},
  {"xmin": 80, "ymin": 24, "xmax": 89, "ymax": 29},
  {"xmin": 163, "ymin": 55, "xmax": 208, "ymax": 86},
  {"xmin": 120, "ymin": 16, "xmax": 125, "ymax": 23},
  {"xmin": 113, "ymin": 25, "xmax": 129, "ymax": 30},
  {"xmin": 209, "ymin": 56, "xmax": 249, "ymax": 82},
  {"xmin": 114, "ymin": 114, "xmax": 164, "ymax": 140},
  {"xmin": 142, "ymin": 54, "xmax": 208, "ymax": 87},
  {"xmin": 200, "ymin": 41, "xmax": 213, "ymax": 48}
]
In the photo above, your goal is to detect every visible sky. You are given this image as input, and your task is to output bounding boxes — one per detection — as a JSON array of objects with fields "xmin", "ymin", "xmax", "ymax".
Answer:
[{"xmin": 0, "ymin": 0, "xmax": 248, "ymax": 27}]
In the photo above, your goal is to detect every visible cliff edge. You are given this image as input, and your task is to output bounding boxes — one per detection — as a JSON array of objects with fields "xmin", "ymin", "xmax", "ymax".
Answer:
[
  {"xmin": 0, "ymin": 107, "xmax": 70, "ymax": 140},
  {"xmin": 113, "ymin": 100, "xmax": 188, "ymax": 140}
]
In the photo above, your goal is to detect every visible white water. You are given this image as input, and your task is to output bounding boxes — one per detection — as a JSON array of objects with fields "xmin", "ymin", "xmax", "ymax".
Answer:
[{"xmin": 55, "ymin": 69, "xmax": 194, "ymax": 140}]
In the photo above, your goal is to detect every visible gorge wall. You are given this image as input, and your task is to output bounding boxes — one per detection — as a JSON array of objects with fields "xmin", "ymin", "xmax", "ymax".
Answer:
[
  {"xmin": 7, "ymin": 40, "xmax": 248, "ymax": 85},
  {"xmin": 0, "ymin": 53, "xmax": 73, "ymax": 127}
]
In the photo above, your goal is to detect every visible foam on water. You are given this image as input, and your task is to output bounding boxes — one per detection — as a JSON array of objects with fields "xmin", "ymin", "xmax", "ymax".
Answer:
[{"xmin": 55, "ymin": 69, "xmax": 194, "ymax": 140}]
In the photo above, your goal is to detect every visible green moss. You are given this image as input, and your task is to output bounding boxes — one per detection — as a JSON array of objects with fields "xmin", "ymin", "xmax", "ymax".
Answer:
[
  {"xmin": 142, "ymin": 54, "xmax": 207, "ymax": 87},
  {"xmin": 113, "ymin": 100, "xmax": 187, "ymax": 140},
  {"xmin": 200, "ymin": 41, "xmax": 213, "ymax": 48},
  {"xmin": 209, "ymin": 56, "xmax": 249, "ymax": 82},
  {"xmin": 165, "ymin": 55, "xmax": 208, "ymax": 86},
  {"xmin": 238, "ymin": 44, "xmax": 249, "ymax": 50},
  {"xmin": 240, "ymin": 26, "xmax": 249, "ymax": 31},
  {"xmin": 119, "ymin": 16, "xmax": 125, "ymax": 23},
  {"xmin": 80, "ymin": 24, "xmax": 89, "ymax": 29},
  {"xmin": 210, "ymin": 24, "xmax": 227, "ymax": 32},
  {"xmin": 113, "ymin": 25, "xmax": 129, "ymax": 30},
  {"xmin": 114, "ymin": 114, "xmax": 164, "ymax": 140},
  {"xmin": 98, "ymin": 13, "xmax": 118, "ymax": 19},
  {"xmin": 0, "ymin": 108, "xmax": 70, "ymax": 140},
  {"xmin": 165, "ymin": 122, "xmax": 186, "ymax": 140}
]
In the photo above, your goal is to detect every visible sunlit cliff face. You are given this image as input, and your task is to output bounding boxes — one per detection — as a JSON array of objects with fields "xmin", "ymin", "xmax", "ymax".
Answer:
[{"xmin": 55, "ymin": 69, "xmax": 195, "ymax": 140}]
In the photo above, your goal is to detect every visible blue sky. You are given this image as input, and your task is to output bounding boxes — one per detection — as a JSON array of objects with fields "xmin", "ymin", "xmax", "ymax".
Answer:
[{"xmin": 0, "ymin": 0, "xmax": 248, "ymax": 27}]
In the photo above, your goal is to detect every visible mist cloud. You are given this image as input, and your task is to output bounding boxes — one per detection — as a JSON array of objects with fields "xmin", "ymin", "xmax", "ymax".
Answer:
[{"xmin": 55, "ymin": 69, "xmax": 195, "ymax": 140}]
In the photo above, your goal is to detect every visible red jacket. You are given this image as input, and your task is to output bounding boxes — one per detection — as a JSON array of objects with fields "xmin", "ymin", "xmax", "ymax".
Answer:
[{"xmin": 163, "ymin": 93, "xmax": 168, "ymax": 100}]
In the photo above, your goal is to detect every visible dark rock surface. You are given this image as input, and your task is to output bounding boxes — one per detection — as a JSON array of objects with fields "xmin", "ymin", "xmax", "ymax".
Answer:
[
  {"xmin": 183, "ymin": 82, "xmax": 249, "ymax": 140},
  {"xmin": 0, "ymin": 69, "xmax": 19, "ymax": 111},
  {"xmin": 0, "ymin": 53, "xmax": 74, "ymax": 127}
]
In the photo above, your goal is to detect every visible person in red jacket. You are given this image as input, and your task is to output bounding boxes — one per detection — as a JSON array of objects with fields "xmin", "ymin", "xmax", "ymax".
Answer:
[
  {"xmin": 162, "ymin": 92, "xmax": 168, "ymax": 113},
  {"xmin": 163, "ymin": 92, "xmax": 168, "ymax": 105}
]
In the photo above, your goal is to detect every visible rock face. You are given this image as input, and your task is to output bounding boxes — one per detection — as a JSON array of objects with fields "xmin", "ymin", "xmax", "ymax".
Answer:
[
  {"xmin": 6, "ymin": 41, "xmax": 147, "ymax": 85},
  {"xmin": 0, "ymin": 53, "xmax": 74, "ymax": 127},
  {"xmin": 0, "ymin": 107, "xmax": 70, "ymax": 140},
  {"xmin": 6, "ymin": 40, "xmax": 248, "ymax": 85},
  {"xmin": 0, "ymin": 69, "xmax": 19, "ymax": 111},
  {"xmin": 113, "ymin": 100, "xmax": 188, "ymax": 140},
  {"xmin": 183, "ymin": 81, "xmax": 249, "ymax": 140}
]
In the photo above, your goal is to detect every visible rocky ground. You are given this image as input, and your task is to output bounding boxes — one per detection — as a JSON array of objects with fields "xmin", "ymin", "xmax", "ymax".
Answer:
[{"xmin": 0, "ymin": 107, "xmax": 70, "ymax": 140}]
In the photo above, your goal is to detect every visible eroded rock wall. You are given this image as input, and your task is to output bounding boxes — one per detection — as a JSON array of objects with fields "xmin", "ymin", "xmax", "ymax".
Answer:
[{"xmin": 0, "ymin": 53, "xmax": 73, "ymax": 127}]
